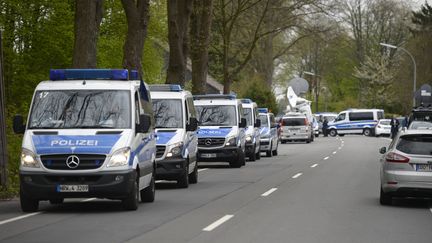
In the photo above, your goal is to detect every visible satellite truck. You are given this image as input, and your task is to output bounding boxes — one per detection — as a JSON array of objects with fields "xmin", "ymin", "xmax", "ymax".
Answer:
[{"xmin": 285, "ymin": 86, "xmax": 315, "ymax": 125}]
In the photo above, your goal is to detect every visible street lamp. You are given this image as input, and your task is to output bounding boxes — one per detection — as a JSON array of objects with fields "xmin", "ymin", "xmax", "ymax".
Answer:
[
  {"xmin": 302, "ymin": 71, "xmax": 320, "ymax": 112},
  {"xmin": 380, "ymin": 42, "xmax": 417, "ymax": 107}
]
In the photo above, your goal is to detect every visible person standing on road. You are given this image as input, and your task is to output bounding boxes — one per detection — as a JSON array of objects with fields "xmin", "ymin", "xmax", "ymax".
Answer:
[
  {"xmin": 322, "ymin": 117, "xmax": 329, "ymax": 137},
  {"xmin": 390, "ymin": 116, "xmax": 400, "ymax": 139}
]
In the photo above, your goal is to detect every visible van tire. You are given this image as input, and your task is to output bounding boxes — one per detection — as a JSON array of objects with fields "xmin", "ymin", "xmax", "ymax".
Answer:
[
  {"xmin": 189, "ymin": 161, "xmax": 198, "ymax": 184},
  {"xmin": 363, "ymin": 128, "xmax": 372, "ymax": 136},
  {"xmin": 20, "ymin": 189, "xmax": 39, "ymax": 212},
  {"xmin": 122, "ymin": 172, "xmax": 139, "ymax": 210},
  {"xmin": 329, "ymin": 129, "xmax": 337, "ymax": 137},
  {"xmin": 249, "ymin": 145, "xmax": 257, "ymax": 161},
  {"xmin": 177, "ymin": 161, "xmax": 189, "ymax": 188},
  {"xmin": 240, "ymin": 149, "xmax": 246, "ymax": 166},
  {"xmin": 141, "ymin": 170, "xmax": 155, "ymax": 203},
  {"xmin": 256, "ymin": 151, "xmax": 261, "ymax": 160}
]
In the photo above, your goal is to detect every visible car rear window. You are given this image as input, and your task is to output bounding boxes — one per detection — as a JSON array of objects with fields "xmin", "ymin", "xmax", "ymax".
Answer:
[
  {"xmin": 282, "ymin": 118, "xmax": 305, "ymax": 126},
  {"xmin": 396, "ymin": 135, "xmax": 432, "ymax": 155}
]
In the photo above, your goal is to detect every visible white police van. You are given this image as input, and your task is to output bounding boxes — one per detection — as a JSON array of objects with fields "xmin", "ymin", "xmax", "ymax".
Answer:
[
  {"xmin": 241, "ymin": 99, "xmax": 261, "ymax": 161},
  {"xmin": 257, "ymin": 108, "xmax": 279, "ymax": 157},
  {"xmin": 327, "ymin": 108, "xmax": 384, "ymax": 137},
  {"xmin": 13, "ymin": 69, "xmax": 156, "ymax": 212},
  {"xmin": 193, "ymin": 95, "xmax": 247, "ymax": 168},
  {"xmin": 150, "ymin": 85, "xmax": 198, "ymax": 188}
]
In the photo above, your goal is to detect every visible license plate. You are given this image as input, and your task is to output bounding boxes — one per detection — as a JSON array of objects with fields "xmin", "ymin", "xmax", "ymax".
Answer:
[
  {"xmin": 57, "ymin": 185, "xmax": 89, "ymax": 192},
  {"xmin": 415, "ymin": 164, "xmax": 432, "ymax": 172},
  {"xmin": 201, "ymin": 153, "xmax": 217, "ymax": 158}
]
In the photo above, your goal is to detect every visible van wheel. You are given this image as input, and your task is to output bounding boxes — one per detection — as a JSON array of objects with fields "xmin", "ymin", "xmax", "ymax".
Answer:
[
  {"xmin": 249, "ymin": 145, "xmax": 257, "ymax": 161},
  {"xmin": 141, "ymin": 170, "xmax": 155, "ymax": 203},
  {"xmin": 256, "ymin": 150, "xmax": 261, "ymax": 160},
  {"xmin": 363, "ymin": 128, "xmax": 371, "ymax": 136},
  {"xmin": 272, "ymin": 144, "xmax": 278, "ymax": 156},
  {"xmin": 177, "ymin": 161, "xmax": 189, "ymax": 188},
  {"xmin": 122, "ymin": 172, "xmax": 139, "ymax": 210},
  {"xmin": 189, "ymin": 161, "xmax": 198, "ymax": 184},
  {"xmin": 329, "ymin": 129, "xmax": 337, "ymax": 137},
  {"xmin": 380, "ymin": 188, "xmax": 392, "ymax": 206},
  {"xmin": 240, "ymin": 149, "xmax": 246, "ymax": 166},
  {"xmin": 49, "ymin": 198, "xmax": 64, "ymax": 205},
  {"xmin": 20, "ymin": 189, "xmax": 39, "ymax": 212},
  {"xmin": 230, "ymin": 150, "xmax": 243, "ymax": 168}
]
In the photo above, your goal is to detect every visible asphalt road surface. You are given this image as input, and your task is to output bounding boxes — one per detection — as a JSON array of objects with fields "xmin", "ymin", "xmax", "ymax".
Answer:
[{"xmin": 1, "ymin": 136, "xmax": 431, "ymax": 243}]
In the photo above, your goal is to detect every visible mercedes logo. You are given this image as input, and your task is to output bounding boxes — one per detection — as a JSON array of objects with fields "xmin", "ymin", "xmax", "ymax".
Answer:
[
  {"xmin": 66, "ymin": 155, "xmax": 80, "ymax": 169},
  {"xmin": 205, "ymin": 139, "xmax": 212, "ymax": 146}
]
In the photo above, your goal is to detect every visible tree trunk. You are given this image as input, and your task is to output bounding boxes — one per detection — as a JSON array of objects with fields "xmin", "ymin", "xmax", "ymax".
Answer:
[
  {"xmin": 72, "ymin": 0, "xmax": 103, "ymax": 68},
  {"xmin": 166, "ymin": 0, "xmax": 193, "ymax": 85},
  {"xmin": 190, "ymin": 0, "xmax": 213, "ymax": 94},
  {"xmin": 121, "ymin": 0, "xmax": 150, "ymax": 79}
]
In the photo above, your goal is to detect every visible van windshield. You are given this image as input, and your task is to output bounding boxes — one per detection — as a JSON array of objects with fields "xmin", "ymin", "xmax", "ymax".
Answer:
[
  {"xmin": 29, "ymin": 90, "xmax": 131, "ymax": 129},
  {"xmin": 152, "ymin": 99, "xmax": 183, "ymax": 128},
  {"xmin": 258, "ymin": 114, "xmax": 268, "ymax": 127},
  {"xmin": 244, "ymin": 108, "xmax": 253, "ymax": 126},
  {"xmin": 196, "ymin": 105, "xmax": 237, "ymax": 126}
]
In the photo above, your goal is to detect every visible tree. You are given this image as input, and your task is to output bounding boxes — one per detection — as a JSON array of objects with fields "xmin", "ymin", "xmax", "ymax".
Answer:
[
  {"xmin": 166, "ymin": 0, "xmax": 193, "ymax": 85},
  {"xmin": 121, "ymin": 0, "xmax": 150, "ymax": 78},
  {"xmin": 72, "ymin": 0, "xmax": 104, "ymax": 68},
  {"xmin": 190, "ymin": 0, "xmax": 213, "ymax": 94}
]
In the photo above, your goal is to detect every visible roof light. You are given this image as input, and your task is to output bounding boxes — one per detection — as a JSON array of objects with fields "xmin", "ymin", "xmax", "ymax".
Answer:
[
  {"xmin": 149, "ymin": 84, "xmax": 183, "ymax": 92},
  {"xmin": 49, "ymin": 69, "xmax": 129, "ymax": 81},
  {"xmin": 241, "ymin": 99, "xmax": 253, "ymax": 104},
  {"xmin": 258, "ymin": 108, "xmax": 269, "ymax": 113},
  {"xmin": 193, "ymin": 94, "xmax": 236, "ymax": 100},
  {"xmin": 129, "ymin": 70, "xmax": 139, "ymax": 80}
]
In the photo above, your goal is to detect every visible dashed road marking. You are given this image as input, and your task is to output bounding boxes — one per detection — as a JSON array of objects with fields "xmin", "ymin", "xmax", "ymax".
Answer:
[
  {"xmin": 0, "ymin": 212, "xmax": 41, "ymax": 226},
  {"xmin": 311, "ymin": 163, "xmax": 318, "ymax": 168},
  {"xmin": 203, "ymin": 215, "xmax": 234, "ymax": 232},
  {"xmin": 292, "ymin": 173, "xmax": 303, "ymax": 179},
  {"xmin": 332, "ymin": 151, "xmax": 337, "ymax": 154},
  {"xmin": 324, "ymin": 156, "xmax": 329, "ymax": 160},
  {"xmin": 261, "ymin": 188, "xmax": 278, "ymax": 197}
]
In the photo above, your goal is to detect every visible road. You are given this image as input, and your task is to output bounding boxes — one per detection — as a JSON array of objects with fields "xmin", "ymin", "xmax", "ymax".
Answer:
[{"xmin": 0, "ymin": 136, "xmax": 431, "ymax": 243}]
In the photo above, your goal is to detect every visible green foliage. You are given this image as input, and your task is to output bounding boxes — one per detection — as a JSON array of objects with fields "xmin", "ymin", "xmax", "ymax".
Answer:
[{"xmin": 235, "ymin": 77, "xmax": 278, "ymax": 114}]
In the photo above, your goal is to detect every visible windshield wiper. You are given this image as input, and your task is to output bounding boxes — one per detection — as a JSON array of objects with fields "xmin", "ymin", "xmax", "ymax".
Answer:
[{"xmin": 74, "ymin": 125, "xmax": 115, "ymax": 129}]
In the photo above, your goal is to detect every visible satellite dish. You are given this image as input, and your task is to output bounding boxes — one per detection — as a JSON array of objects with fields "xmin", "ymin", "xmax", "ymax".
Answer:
[
  {"xmin": 287, "ymin": 86, "xmax": 298, "ymax": 108},
  {"xmin": 287, "ymin": 77, "xmax": 309, "ymax": 96}
]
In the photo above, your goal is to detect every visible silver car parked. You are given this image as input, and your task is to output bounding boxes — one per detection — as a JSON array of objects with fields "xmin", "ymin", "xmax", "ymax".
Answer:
[{"xmin": 379, "ymin": 130, "xmax": 432, "ymax": 205}]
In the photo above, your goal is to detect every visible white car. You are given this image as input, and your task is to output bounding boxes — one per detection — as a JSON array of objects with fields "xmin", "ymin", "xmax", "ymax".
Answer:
[{"xmin": 375, "ymin": 119, "xmax": 391, "ymax": 136}]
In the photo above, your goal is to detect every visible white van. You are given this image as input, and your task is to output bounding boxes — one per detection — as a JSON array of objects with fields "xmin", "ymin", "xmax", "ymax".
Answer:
[
  {"xmin": 327, "ymin": 109, "xmax": 384, "ymax": 136},
  {"xmin": 193, "ymin": 95, "xmax": 247, "ymax": 168},
  {"xmin": 150, "ymin": 85, "xmax": 198, "ymax": 188},
  {"xmin": 13, "ymin": 69, "xmax": 156, "ymax": 212},
  {"xmin": 241, "ymin": 99, "xmax": 261, "ymax": 161}
]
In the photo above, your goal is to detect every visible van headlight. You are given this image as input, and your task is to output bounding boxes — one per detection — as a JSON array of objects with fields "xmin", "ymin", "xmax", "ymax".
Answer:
[
  {"xmin": 107, "ymin": 147, "xmax": 131, "ymax": 167},
  {"xmin": 166, "ymin": 142, "xmax": 183, "ymax": 158},
  {"xmin": 225, "ymin": 137, "xmax": 237, "ymax": 146},
  {"xmin": 21, "ymin": 149, "xmax": 39, "ymax": 168}
]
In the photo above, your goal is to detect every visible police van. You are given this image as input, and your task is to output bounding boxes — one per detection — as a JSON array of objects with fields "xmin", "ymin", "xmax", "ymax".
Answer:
[
  {"xmin": 193, "ymin": 95, "xmax": 247, "ymax": 168},
  {"xmin": 241, "ymin": 99, "xmax": 261, "ymax": 161},
  {"xmin": 257, "ymin": 108, "xmax": 279, "ymax": 157},
  {"xmin": 327, "ymin": 108, "xmax": 384, "ymax": 137},
  {"xmin": 149, "ymin": 85, "xmax": 198, "ymax": 188},
  {"xmin": 13, "ymin": 69, "xmax": 156, "ymax": 212}
]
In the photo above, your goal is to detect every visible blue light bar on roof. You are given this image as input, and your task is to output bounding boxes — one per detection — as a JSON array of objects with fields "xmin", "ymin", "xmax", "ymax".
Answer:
[
  {"xmin": 241, "ymin": 99, "xmax": 253, "ymax": 104},
  {"xmin": 149, "ymin": 84, "xmax": 183, "ymax": 92},
  {"xmin": 193, "ymin": 94, "xmax": 236, "ymax": 100},
  {"xmin": 50, "ymin": 69, "xmax": 129, "ymax": 81},
  {"xmin": 129, "ymin": 70, "xmax": 139, "ymax": 80},
  {"xmin": 258, "ymin": 108, "xmax": 269, "ymax": 113}
]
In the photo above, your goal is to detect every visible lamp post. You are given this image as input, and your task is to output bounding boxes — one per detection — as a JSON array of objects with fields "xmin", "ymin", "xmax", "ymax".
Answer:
[
  {"xmin": 380, "ymin": 42, "xmax": 417, "ymax": 107},
  {"xmin": 303, "ymin": 71, "xmax": 320, "ymax": 112}
]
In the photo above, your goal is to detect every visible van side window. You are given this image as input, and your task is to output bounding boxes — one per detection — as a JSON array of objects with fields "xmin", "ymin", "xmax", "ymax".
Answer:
[
  {"xmin": 349, "ymin": 112, "xmax": 373, "ymax": 121},
  {"xmin": 134, "ymin": 92, "xmax": 142, "ymax": 126},
  {"xmin": 377, "ymin": 111, "xmax": 384, "ymax": 120},
  {"xmin": 337, "ymin": 113, "xmax": 346, "ymax": 121}
]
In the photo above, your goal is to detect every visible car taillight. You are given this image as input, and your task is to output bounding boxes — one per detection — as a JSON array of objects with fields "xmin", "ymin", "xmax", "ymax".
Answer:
[
  {"xmin": 385, "ymin": 152, "xmax": 410, "ymax": 163},
  {"xmin": 304, "ymin": 118, "xmax": 308, "ymax": 125}
]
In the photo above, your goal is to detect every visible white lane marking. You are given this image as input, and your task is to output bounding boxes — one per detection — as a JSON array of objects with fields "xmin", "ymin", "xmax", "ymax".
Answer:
[
  {"xmin": 198, "ymin": 168, "xmax": 208, "ymax": 172},
  {"xmin": 338, "ymin": 147, "xmax": 341, "ymax": 150},
  {"xmin": 311, "ymin": 163, "xmax": 318, "ymax": 168},
  {"xmin": 0, "ymin": 212, "xmax": 41, "ymax": 226},
  {"xmin": 261, "ymin": 188, "xmax": 278, "ymax": 197},
  {"xmin": 332, "ymin": 151, "xmax": 337, "ymax": 154},
  {"xmin": 324, "ymin": 156, "xmax": 329, "ymax": 160},
  {"xmin": 81, "ymin": 198, "xmax": 96, "ymax": 202},
  {"xmin": 292, "ymin": 173, "xmax": 303, "ymax": 179},
  {"xmin": 203, "ymin": 215, "xmax": 234, "ymax": 232}
]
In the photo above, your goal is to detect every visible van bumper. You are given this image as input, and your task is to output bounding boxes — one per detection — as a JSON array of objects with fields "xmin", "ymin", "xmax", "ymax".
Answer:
[
  {"xmin": 19, "ymin": 170, "xmax": 136, "ymax": 200},
  {"xmin": 155, "ymin": 157, "xmax": 187, "ymax": 180},
  {"xmin": 197, "ymin": 147, "xmax": 240, "ymax": 162}
]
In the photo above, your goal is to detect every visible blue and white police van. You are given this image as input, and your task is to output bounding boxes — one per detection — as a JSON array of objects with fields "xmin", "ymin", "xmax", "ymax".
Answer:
[
  {"xmin": 193, "ymin": 95, "xmax": 247, "ymax": 168},
  {"xmin": 241, "ymin": 99, "xmax": 261, "ymax": 161},
  {"xmin": 257, "ymin": 108, "xmax": 279, "ymax": 157},
  {"xmin": 13, "ymin": 69, "xmax": 156, "ymax": 212},
  {"xmin": 149, "ymin": 85, "xmax": 198, "ymax": 188},
  {"xmin": 327, "ymin": 108, "xmax": 384, "ymax": 137}
]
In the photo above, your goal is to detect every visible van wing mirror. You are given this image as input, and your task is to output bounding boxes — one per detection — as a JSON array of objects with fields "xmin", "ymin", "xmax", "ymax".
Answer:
[
  {"xmin": 239, "ymin": 118, "xmax": 247, "ymax": 128},
  {"xmin": 13, "ymin": 115, "xmax": 25, "ymax": 134},
  {"xmin": 379, "ymin": 147, "xmax": 387, "ymax": 154},
  {"xmin": 187, "ymin": 117, "xmax": 198, "ymax": 131},
  {"xmin": 137, "ymin": 114, "xmax": 151, "ymax": 133},
  {"xmin": 254, "ymin": 119, "xmax": 261, "ymax": 128}
]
